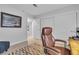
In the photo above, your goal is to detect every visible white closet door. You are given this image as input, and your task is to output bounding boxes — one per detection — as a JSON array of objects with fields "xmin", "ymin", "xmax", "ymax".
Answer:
[
  {"xmin": 32, "ymin": 19, "xmax": 41, "ymax": 39},
  {"xmin": 54, "ymin": 11, "xmax": 76, "ymax": 40},
  {"xmin": 41, "ymin": 17, "xmax": 55, "ymax": 35}
]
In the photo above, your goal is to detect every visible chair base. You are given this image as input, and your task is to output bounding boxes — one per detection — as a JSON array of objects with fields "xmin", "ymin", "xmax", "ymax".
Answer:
[{"xmin": 46, "ymin": 47, "xmax": 71, "ymax": 55}]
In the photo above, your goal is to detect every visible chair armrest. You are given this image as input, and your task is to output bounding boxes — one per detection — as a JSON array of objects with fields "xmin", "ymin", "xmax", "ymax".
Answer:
[
  {"xmin": 55, "ymin": 39, "xmax": 67, "ymax": 44},
  {"xmin": 44, "ymin": 47, "xmax": 61, "ymax": 55},
  {"xmin": 55, "ymin": 39, "xmax": 67, "ymax": 48}
]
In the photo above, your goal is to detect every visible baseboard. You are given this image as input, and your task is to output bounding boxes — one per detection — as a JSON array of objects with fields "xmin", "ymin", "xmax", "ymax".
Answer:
[{"xmin": 10, "ymin": 40, "xmax": 27, "ymax": 46}]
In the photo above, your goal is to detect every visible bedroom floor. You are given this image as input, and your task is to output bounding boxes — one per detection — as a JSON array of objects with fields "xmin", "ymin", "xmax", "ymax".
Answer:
[{"xmin": 1, "ymin": 37, "xmax": 45, "ymax": 55}]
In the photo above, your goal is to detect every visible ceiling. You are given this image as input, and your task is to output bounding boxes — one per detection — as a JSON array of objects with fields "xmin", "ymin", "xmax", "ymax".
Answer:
[{"xmin": 8, "ymin": 4, "xmax": 72, "ymax": 16}]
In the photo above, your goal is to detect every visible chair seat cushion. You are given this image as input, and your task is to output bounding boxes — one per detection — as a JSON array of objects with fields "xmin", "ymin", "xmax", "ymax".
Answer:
[{"xmin": 55, "ymin": 46, "xmax": 70, "ymax": 55}]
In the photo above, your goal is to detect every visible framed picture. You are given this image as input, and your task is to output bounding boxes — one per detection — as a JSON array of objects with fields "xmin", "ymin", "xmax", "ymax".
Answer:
[{"xmin": 1, "ymin": 12, "xmax": 22, "ymax": 28}]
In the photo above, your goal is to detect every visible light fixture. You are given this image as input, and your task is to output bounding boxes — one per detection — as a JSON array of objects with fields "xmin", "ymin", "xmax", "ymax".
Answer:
[{"xmin": 33, "ymin": 4, "xmax": 38, "ymax": 7}]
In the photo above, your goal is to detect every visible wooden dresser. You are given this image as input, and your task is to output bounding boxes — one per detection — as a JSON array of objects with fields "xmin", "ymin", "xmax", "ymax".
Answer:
[{"xmin": 69, "ymin": 38, "xmax": 79, "ymax": 55}]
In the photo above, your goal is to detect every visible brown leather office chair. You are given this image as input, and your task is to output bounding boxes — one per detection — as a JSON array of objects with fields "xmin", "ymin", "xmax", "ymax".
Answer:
[{"xmin": 41, "ymin": 27, "xmax": 70, "ymax": 55}]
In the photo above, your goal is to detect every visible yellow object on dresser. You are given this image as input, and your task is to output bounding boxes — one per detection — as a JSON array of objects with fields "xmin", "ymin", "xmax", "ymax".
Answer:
[{"xmin": 69, "ymin": 38, "xmax": 79, "ymax": 55}]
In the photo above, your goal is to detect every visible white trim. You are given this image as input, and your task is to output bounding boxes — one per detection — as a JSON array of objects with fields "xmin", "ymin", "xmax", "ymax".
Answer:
[{"xmin": 10, "ymin": 40, "xmax": 27, "ymax": 46}]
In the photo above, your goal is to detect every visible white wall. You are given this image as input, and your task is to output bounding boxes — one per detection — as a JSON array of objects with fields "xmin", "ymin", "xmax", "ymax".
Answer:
[
  {"xmin": 34, "ymin": 11, "xmax": 77, "ymax": 42},
  {"xmin": 20, "ymin": 5, "xmax": 79, "ymax": 42},
  {"xmin": 77, "ymin": 11, "xmax": 79, "ymax": 27},
  {"xmin": 32, "ymin": 18, "xmax": 41, "ymax": 39},
  {"xmin": 33, "ymin": 5, "xmax": 79, "ymax": 42},
  {"xmin": 39, "ymin": 11, "xmax": 76, "ymax": 41},
  {"xmin": 0, "ymin": 5, "xmax": 30, "ymax": 45},
  {"xmin": 31, "ymin": 17, "xmax": 55, "ymax": 39},
  {"xmin": 54, "ymin": 11, "xmax": 76, "ymax": 41},
  {"xmin": 37, "ymin": 5, "xmax": 77, "ymax": 18},
  {"xmin": 41, "ymin": 17, "xmax": 55, "ymax": 36}
]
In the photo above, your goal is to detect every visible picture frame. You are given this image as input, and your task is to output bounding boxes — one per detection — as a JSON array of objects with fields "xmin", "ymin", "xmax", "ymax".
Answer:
[{"xmin": 1, "ymin": 12, "xmax": 22, "ymax": 28}]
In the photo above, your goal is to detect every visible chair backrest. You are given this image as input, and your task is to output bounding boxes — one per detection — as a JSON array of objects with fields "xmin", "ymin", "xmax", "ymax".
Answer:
[{"xmin": 41, "ymin": 27, "xmax": 55, "ymax": 48}]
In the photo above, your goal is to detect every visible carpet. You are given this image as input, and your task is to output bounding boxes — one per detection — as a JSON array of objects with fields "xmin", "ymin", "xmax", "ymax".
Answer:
[{"xmin": 1, "ymin": 37, "xmax": 45, "ymax": 55}]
